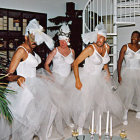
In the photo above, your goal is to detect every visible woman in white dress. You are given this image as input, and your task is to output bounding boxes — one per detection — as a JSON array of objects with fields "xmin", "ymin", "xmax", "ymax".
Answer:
[
  {"xmin": 44, "ymin": 23, "xmax": 75, "ymax": 136},
  {"xmin": 70, "ymin": 23, "xmax": 124, "ymax": 134},
  {"xmin": 117, "ymin": 31, "xmax": 140, "ymax": 125},
  {"xmin": 0, "ymin": 19, "xmax": 56, "ymax": 140}
]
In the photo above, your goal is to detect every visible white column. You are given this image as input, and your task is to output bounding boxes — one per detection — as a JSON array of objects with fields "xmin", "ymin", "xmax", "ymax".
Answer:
[{"xmin": 113, "ymin": 0, "xmax": 118, "ymax": 71}]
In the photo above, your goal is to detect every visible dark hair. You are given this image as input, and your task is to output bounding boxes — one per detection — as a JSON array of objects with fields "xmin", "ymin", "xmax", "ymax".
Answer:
[{"xmin": 132, "ymin": 31, "xmax": 140, "ymax": 37}]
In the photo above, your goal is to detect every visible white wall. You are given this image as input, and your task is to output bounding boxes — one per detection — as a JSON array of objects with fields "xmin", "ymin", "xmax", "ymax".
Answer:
[
  {"xmin": 0, "ymin": 0, "xmax": 139, "ymax": 48},
  {"xmin": 0, "ymin": 0, "xmax": 87, "ymax": 36},
  {"xmin": 0, "ymin": 0, "xmax": 88, "ymax": 16},
  {"xmin": 117, "ymin": 16, "xmax": 140, "ymax": 51}
]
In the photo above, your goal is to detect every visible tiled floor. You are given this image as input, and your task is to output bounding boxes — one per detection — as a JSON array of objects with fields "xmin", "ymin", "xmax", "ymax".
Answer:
[
  {"xmin": 49, "ymin": 111, "xmax": 140, "ymax": 140},
  {"xmin": 112, "ymin": 111, "xmax": 140, "ymax": 140}
]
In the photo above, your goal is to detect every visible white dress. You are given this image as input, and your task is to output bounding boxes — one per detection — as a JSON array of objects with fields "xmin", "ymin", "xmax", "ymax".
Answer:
[
  {"xmin": 66, "ymin": 44, "xmax": 124, "ymax": 130},
  {"xmin": 48, "ymin": 47, "xmax": 75, "ymax": 135},
  {"xmin": 37, "ymin": 47, "xmax": 75, "ymax": 136},
  {"xmin": 0, "ymin": 46, "xmax": 56, "ymax": 140},
  {"xmin": 52, "ymin": 48, "xmax": 74, "ymax": 78},
  {"xmin": 117, "ymin": 44, "xmax": 140, "ymax": 111}
]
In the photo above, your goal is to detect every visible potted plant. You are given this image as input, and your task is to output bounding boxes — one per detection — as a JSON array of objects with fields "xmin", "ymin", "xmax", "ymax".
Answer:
[{"xmin": 0, "ymin": 52, "xmax": 14, "ymax": 124}]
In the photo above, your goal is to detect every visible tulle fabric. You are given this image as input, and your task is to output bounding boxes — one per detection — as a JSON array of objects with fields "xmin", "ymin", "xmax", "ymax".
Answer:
[
  {"xmin": 37, "ymin": 68, "xmax": 73, "ymax": 136},
  {"xmin": 64, "ymin": 68, "xmax": 124, "ymax": 130},
  {"xmin": 36, "ymin": 67, "xmax": 124, "ymax": 136},
  {"xmin": 114, "ymin": 68, "xmax": 140, "ymax": 111},
  {"xmin": 0, "ymin": 115, "xmax": 13, "ymax": 140},
  {"xmin": 0, "ymin": 76, "xmax": 57, "ymax": 140}
]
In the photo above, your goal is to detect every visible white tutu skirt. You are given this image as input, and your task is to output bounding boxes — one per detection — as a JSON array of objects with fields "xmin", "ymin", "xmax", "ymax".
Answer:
[
  {"xmin": 0, "ymin": 115, "xmax": 12, "ymax": 140},
  {"xmin": 37, "ymin": 68, "xmax": 74, "ymax": 136},
  {"xmin": 114, "ymin": 68, "xmax": 140, "ymax": 111},
  {"xmin": 36, "ymin": 68, "xmax": 124, "ymax": 136},
  {"xmin": 64, "ymin": 68, "xmax": 124, "ymax": 130},
  {"xmin": 0, "ymin": 76, "xmax": 56, "ymax": 140}
]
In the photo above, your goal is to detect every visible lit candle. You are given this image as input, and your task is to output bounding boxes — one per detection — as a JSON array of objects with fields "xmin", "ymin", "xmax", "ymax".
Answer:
[
  {"xmin": 106, "ymin": 111, "xmax": 109, "ymax": 134},
  {"xmin": 110, "ymin": 116, "xmax": 112, "ymax": 137},
  {"xmin": 91, "ymin": 110, "xmax": 94, "ymax": 134},
  {"xmin": 99, "ymin": 114, "xmax": 101, "ymax": 136}
]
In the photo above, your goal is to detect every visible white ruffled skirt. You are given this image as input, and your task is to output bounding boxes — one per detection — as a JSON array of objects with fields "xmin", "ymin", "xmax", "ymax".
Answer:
[
  {"xmin": 114, "ymin": 68, "xmax": 140, "ymax": 111},
  {"xmin": 35, "ymin": 68, "xmax": 124, "ymax": 136},
  {"xmin": 0, "ymin": 76, "xmax": 57, "ymax": 140},
  {"xmin": 37, "ymin": 68, "xmax": 74, "ymax": 136},
  {"xmin": 64, "ymin": 68, "xmax": 124, "ymax": 130}
]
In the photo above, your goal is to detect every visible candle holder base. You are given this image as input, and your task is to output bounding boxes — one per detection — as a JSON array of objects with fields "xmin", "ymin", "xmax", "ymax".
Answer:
[
  {"xmin": 89, "ymin": 128, "xmax": 96, "ymax": 135},
  {"xmin": 72, "ymin": 129, "xmax": 79, "ymax": 137},
  {"xmin": 90, "ymin": 134, "xmax": 95, "ymax": 140},
  {"xmin": 99, "ymin": 135, "xmax": 102, "ymax": 140},
  {"xmin": 120, "ymin": 129, "xmax": 127, "ymax": 139},
  {"xmin": 104, "ymin": 133, "xmax": 110, "ymax": 140}
]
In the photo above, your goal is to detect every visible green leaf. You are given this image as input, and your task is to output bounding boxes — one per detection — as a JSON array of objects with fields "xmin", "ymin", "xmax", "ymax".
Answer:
[{"xmin": 0, "ymin": 53, "xmax": 13, "ymax": 124}]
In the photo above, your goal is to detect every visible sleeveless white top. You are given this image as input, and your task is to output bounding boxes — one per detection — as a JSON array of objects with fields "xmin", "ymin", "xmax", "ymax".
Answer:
[
  {"xmin": 83, "ymin": 44, "xmax": 110, "ymax": 74},
  {"xmin": 124, "ymin": 44, "xmax": 140, "ymax": 69},
  {"xmin": 52, "ymin": 47, "xmax": 74, "ymax": 77},
  {"xmin": 16, "ymin": 46, "xmax": 41, "ymax": 78}
]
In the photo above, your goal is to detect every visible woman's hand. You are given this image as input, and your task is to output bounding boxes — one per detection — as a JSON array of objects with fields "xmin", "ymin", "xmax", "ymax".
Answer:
[
  {"xmin": 75, "ymin": 79, "xmax": 82, "ymax": 90},
  {"xmin": 118, "ymin": 76, "xmax": 122, "ymax": 84},
  {"xmin": 17, "ymin": 76, "xmax": 25, "ymax": 87}
]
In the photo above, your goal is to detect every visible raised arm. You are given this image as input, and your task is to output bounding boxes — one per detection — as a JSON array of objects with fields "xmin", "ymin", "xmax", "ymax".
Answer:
[
  {"xmin": 117, "ymin": 45, "xmax": 127, "ymax": 83},
  {"xmin": 74, "ymin": 45, "xmax": 94, "ymax": 90},
  {"xmin": 6, "ymin": 48, "xmax": 26, "ymax": 86},
  {"xmin": 44, "ymin": 48, "xmax": 57, "ymax": 74}
]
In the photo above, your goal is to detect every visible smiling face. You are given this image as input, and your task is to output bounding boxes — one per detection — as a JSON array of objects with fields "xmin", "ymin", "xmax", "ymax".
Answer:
[
  {"xmin": 96, "ymin": 34, "xmax": 106, "ymax": 47},
  {"xmin": 131, "ymin": 32, "xmax": 140, "ymax": 45}
]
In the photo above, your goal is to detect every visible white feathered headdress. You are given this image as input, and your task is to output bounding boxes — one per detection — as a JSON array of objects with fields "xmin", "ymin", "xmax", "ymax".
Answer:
[
  {"xmin": 58, "ymin": 23, "xmax": 71, "ymax": 45},
  {"xmin": 81, "ymin": 23, "xmax": 107, "ymax": 45},
  {"xmin": 95, "ymin": 23, "xmax": 107, "ymax": 38},
  {"xmin": 25, "ymin": 19, "xmax": 54, "ymax": 50}
]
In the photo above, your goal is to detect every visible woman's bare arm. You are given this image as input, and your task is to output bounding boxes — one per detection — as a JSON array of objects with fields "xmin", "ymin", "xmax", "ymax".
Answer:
[
  {"xmin": 44, "ymin": 48, "xmax": 57, "ymax": 74},
  {"xmin": 117, "ymin": 45, "xmax": 127, "ymax": 83},
  {"xmin": 74, "ymin": 45, "xmax": 94, "ymax": 90},
  {"xmin": 6, "ymin": 48, "xmax": 26, "ymax": 86}
]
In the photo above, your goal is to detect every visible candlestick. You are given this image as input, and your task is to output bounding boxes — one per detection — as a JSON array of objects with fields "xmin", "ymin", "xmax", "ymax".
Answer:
[
  {"xmin": 106, "ymin": 111, "xmax": 109, "ymax": 134},
  {"xmin": 99, "ymin": 114, "xmax": 101, "ymax": 136},
  {"xmin": 91, "ymin": 110, "xmax": 94, "ymax": 134},
  {"xmin": 110, "ymin": 116, "xmax": 112, "ymax": 137}
]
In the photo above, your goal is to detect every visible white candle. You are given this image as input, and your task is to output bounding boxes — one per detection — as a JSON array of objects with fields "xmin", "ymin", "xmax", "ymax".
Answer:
[
  {"xmin": 106, "ymin": 111, "xmax": 109, "ymax": 134},
  {"xmin": 91, "ymin": 110, "xmax": 94, "ymax": 134},
  {"xmin": 99, "ymin": 114, "xmax": 102, "ymax": 136},
  {"xmin": 110, "ymin": 116, "xmax": 112, "ymax": 137}
]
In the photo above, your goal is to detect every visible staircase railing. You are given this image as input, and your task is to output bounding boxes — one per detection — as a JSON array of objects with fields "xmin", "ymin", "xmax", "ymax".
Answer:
[{"xmin": 82, "ymin": 0, "xmax": 139, "ymax": 73}]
